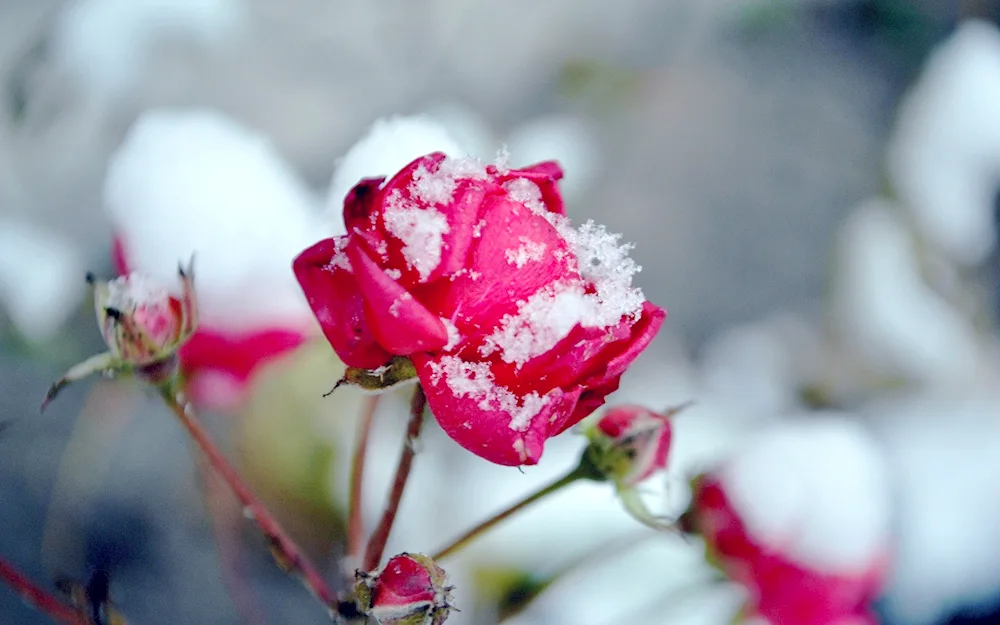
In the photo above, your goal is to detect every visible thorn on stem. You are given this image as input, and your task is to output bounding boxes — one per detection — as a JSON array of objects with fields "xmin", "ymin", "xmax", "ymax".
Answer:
[{"xmin": 85, "ymin": 272, "xmax": 96, "ymax": 285}]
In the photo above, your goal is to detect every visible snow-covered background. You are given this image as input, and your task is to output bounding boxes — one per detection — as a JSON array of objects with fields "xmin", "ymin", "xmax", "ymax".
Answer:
[{"xmin": 3, "ymin": 1, "xmax": 999, "ymax": 624}]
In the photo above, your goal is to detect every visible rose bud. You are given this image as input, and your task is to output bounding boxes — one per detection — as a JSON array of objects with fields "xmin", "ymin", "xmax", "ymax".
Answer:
[
  {"xmin": 294, "ymin": 153, "xmax": 665, "ymax": 465},
  {"xmin": 42, "ymin": 263, "xmax": 197, "ymax": 410},
  {"xmin": 354, "ymin": 553, "xmax": 453, "ymax": 625},
  {"xmin": 584, "ymin": 403, "xmax": 684, "ymax": 489},
  {"xmin": 685, "ymin": 417, "xmax": 891, "ymax": 625}
]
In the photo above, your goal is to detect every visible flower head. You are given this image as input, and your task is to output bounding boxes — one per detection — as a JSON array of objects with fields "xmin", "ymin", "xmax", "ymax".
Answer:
[
  {"xmin": 584, "ymin": 404, "xmax": 677, "ymax": 489},
  {"xmin": 684, "ymin": 418, "xmax": 891, "ymax": 625},
  {"xmin": 354, "ymin": 553, "xmax": 453, "ymax": 625},
  {"xmin": 294, "ymin": 152, "xmax": 665, "ymax": 465}
]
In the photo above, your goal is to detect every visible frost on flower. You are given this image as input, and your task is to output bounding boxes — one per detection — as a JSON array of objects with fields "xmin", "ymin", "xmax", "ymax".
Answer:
[
  {"xmin": 427, "ymin": 356, "xmax": 549, "ymax": 433},
  {"xmin": 295, "ymin": 150, "xmax": 666, "ymax": 465},
  {"xmin": 504, "ymin": 237, "xmax": 547, "ymax": 268},
  {"xmin": 383, "ymin": 190, "xmax": 451, "ymax": 281},
  {"xmin": 484, "ymin": 218, "xmax": 645, "ymax": 368}
]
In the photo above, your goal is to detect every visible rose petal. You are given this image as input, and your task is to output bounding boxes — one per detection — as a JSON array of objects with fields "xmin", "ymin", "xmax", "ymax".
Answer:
[
  {"xmin": 347, "ymin": 244, "xmax": 448, "ymax": 355},
  {"xmin": 420, "ymin": 193, "xmax": 575, "ymax": 336},
  {"xmin": 293, "ymin": 238, "xmax": 392, "ymax": 369},
  {"xmin": 494, "ymin": 160, "xmax": 566, "ymax": 216},
  {"xmin": 414, "ymin": 353, "xmax": 581, "ymax": 465}
]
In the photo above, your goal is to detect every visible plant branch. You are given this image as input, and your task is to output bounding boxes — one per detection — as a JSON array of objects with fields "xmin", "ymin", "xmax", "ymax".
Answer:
[
  {"xmin": 362, "ymin": 385, "xmax": 426, "ymax": 572},
  {"xmin": 159, "ymin": 387, "xmax": 336, "ymax": 613},
  {"xmin": 432, "ymin": 467, "xmax": 586, "ymax": 562},
  {"xmin": 347, "ymin": 395, "xmax": 380, "ymax": 562},
  {"xmin": 0, "ymin": 556, "xmax": 91, "ymax": 625}
]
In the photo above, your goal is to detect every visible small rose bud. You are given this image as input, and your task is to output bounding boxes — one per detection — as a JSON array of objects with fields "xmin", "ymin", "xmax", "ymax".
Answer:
[
  {"xmin": 95, "ymin": 263, "xmax": 197, "ymax": 367},
  {"xmin": 42, "ymin": 261, "xmax": 198, "ymax": 411},
  {"xmin": 584, "ymin": 403, "xmax": 682, "ymax": 488},
  {"xmin": 354, "ymin": 553, "xmax": 453, "ymax": 625}
]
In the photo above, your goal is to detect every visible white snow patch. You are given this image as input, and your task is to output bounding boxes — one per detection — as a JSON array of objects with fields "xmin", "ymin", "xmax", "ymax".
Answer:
[
  {"xmin": 104, "ymin": 108, "xmax": 321, "ymax": 332},
  {"xmin": 829, "ymin": 198, "xmax": 982, "ymax": 387},
  {"xmin": 105, "ymin": 272, "xmax": 171, "ymax": 311},
  {"xmin": 504, "ymin": 236, "xmax": 547, "ymax": 268},
  {"xmin": 481, "ymin": 218, "xmax": 644, "ymax": 367},
  {"xmin": 870, "ymin": 392, "xmax": 1000, "ymax": 625},
  {"xmin": 323, "ymin": 237, "xmax": 352, "ymax": 273},
  {"xmin": 383, "ymin": 191, "xmax": 450, "ymax": 281},
  {"xmin": 504, "ymin": 178, "xmax": 546, "ymax": 214},
  {"xmin": 720, "ymin": 415, "xmax": 891, "ymax": 574},
  {"xmin": 0, "ymin": 220, "xmax": 87, "ymax": 343},
  {"xmin": 409, "ymin": 156, "xmax": 487, "ymax": 206},
  {"xmin": 52, "ymin": 0, "xmax": 242, "ymax": 104},
  {"xmin": 441, "ymin": 318, "xmax": 461, "ymax": 350},
  {"xmin": 887, "ymin": 20, "xmax": 1000, "ymax": 266},
  {"xmin": 427, "ymin": 356, "xmax": 548, "ymax": 431}
]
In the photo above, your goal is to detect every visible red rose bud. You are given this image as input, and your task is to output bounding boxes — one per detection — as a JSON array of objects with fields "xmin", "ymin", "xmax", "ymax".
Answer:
[
  {"xmin": 685, "ymin": 419, "xmax": 890, "ymax": 625},
  {"xmin": 585, "ymin": 403, "xmax": 681, "ymax": 488},
  {"xmin": 354, "ymin": 553, "xmax": 453, "ymax": 625},
  {"xmin": 42, "ymin": 262, "xmax": 198, "ymax": 411},
  {"xmin": 294, "ymin": 153, "xmax": 665, "ymax": 465}
]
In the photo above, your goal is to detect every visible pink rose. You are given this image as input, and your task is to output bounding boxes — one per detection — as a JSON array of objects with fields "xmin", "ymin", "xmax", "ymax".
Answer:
[
  {"xmin": 683, "ymin": 419, "xmax": 891, "ymax": 625},
  {"xmin": 294, "ymin": 153, "xmax": 664, "ymax": 465},
  {"xmin": 692, "ymin": 477, "xmax": 886, "ymax": 625},
  {"xmin": 114, "ymin": 239, "xmax": 306, "ymax": 411}
]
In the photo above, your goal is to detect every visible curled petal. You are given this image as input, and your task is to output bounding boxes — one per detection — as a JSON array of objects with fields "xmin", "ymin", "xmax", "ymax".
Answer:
[
  {"xmin": 293, "ymin": 238, "xmax": 391, "ymax": 369},
  {"xmin": 413, "ymin": 353, "xmax": 582, "ymax": 465},
  {"xmin": 347, "ymin": 245, "xmax": 448, "ymax": 355}
]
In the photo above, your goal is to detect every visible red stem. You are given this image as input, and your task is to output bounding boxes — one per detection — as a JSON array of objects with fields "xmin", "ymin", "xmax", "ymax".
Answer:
[
  {"xmin": 0, "ymin": 556, "xmax": 90, "ymax": 625},
  {"xmin": 347, "ymin": 396, "xmax": 379, "ymax": 561},
  {"xmin": 160, "ymin": 389, "xmax": 336, "ymax": 612},
  {"xmin": 362, "ymin": 385, "xmax": 426, "ymax": 572}
]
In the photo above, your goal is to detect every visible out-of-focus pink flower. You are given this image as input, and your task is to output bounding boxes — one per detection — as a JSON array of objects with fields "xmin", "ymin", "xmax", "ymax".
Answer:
[
  {"xmin": 355, "ymin": 553, "xmax": 453, "ymax": 625},
  {"xmin": 294, "ymin": 152, "xmax": 664, "ymax": 465},
  {"xmin": 686, "ymin": 419, "xmax": 891, "ymax": 625},
  {"xmin": 586, "ymin": 404, "xmax": 675, "ymax": 488},
  {"xmin": 104, "ymin": 109, "xmax": 321, "ymax": 411}
]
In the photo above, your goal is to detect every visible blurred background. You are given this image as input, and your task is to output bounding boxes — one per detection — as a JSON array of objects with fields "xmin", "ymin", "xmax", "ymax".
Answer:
[{"xmin": 1, "ymin": 0, "xmax": 998, "ymax": 623}]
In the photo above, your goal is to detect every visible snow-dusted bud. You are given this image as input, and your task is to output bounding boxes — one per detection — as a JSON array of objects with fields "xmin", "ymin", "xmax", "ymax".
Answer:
[{"xmin": 354, "ymin": 553, "xmax": 453, "ymax": 625}]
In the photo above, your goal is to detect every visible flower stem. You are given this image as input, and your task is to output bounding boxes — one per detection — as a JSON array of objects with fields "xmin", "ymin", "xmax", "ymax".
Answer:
[
  {"xmin": 347, "ymin": 395, "xmax": 380, "ymax": 561},
  {"xmin": 0, "ymin": 556, "xmax": 91, "ymax": 625},
  {"xmin": 361, "ymin": 385, "xmax": 426, "ymax": 572},
  {"xmin": 431, "ymin": 466, "xmax": 587, "ymax": 562},
  {"xmin": 158, "ymin": 387, "xmax": 337, "ymax": 612}
]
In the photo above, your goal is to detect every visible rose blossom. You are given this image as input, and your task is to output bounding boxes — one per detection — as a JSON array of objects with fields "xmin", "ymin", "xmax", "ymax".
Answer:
[
  {"xmin": 294, "ymin": 152, "xmax": 664, "ymax": 465},
  {"xmin": 685, "ymin": 418, "xmax": 891, "ymax": 625}
]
